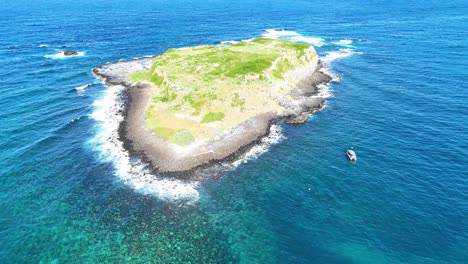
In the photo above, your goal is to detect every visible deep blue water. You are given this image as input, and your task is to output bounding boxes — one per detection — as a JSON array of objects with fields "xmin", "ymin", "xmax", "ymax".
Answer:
[{"xmin": 1, "ymin": 0, "xmax": 467, "ymax": 263}]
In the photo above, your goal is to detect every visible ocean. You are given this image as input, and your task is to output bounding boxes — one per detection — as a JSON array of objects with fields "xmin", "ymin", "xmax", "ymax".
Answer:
[{"xmin": 0, "ymin": 0, "xmax": 467, "ymax": 263}]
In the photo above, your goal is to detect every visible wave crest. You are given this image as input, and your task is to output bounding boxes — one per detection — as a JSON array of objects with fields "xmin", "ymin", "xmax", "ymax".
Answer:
[
  {"xmin": 332, "ymin": 39, "xmax": 353, "ymax": 46},
  {"xmin": 75, "ymin": 84, "xmax": 92, "ymax": 92},
  {"xmin": 323, "ymin": 48, "xmax": 363, "ymax": 63},
  {"xmin": 220, "ymin": 40, "xmax": 239, "ymax": 45},
  {"xmin": 262, "ymin": 29, "xmax": 325, "ymax": 47},
  {"xmin": 230, "ymin": 124, "xmax": 285, "ymax": 168}
]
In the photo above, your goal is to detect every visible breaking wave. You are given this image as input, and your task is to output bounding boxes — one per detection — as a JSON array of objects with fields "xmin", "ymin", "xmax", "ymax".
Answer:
[
  {"xmin": 88, "ymin": 84, "xmax": 200, "ymax": 202},
  {"xmin": 332, "ymin": 39, "xmax": 353, "ymax": 46},
  {"xmin": 323, "ymin": 48, "xmax": 363, "ymax": 63},
  {"xmin": 262, "ymin": 29, "xmax": 325, "ymax": 47},
  {"xmin": 230, "ymin": 124, "xmax": 285, "ymax": 168},
  {"xmin": 75, "ymin": 84, "xmax": 92, "ymax": 92},
  {"xmin": 260, "ymin": 30, "xmax": 362, "ymax": 64},
  {"xmin": 220, "ymin": 40, "xmax": 239, "ymax": 45}
]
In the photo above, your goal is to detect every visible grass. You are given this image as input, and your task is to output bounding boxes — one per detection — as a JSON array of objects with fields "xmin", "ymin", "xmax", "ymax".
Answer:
[
  {"xmin": 130, "ymin": 71, "xmax": 152, "ymax": 82},
  {"xmin": 130, "ymin": 38, "xmax": 318, "ymax": 145},
  {"xmin": 202, "ymin": 112, "xmax": 225, "ymax": 123},
  {"xmin": 230, "ymin": 92, "xmax": 245, "ymax": 108},
  {"xmin": 225, "ymin": 58, "xmax": 273, "ymax": 77},
  {"xmin": 150, "ymin": 126, "xmax": 195, "ymax": 146},
  {"xmin": 172, "ymin": 130, "xmax": 195, "ymax": 145}
]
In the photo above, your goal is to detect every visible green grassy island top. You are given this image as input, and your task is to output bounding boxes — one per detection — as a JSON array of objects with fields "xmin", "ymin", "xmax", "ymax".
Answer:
[{"xmin": 130, "ymin": 38, "xmax": 317, "ymax": 146}]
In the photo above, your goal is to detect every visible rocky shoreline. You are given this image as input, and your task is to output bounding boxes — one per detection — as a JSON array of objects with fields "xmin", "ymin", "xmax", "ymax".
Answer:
[{"xmin": 93, "ymin": 56, "xmax": 332, "ymax": 177}]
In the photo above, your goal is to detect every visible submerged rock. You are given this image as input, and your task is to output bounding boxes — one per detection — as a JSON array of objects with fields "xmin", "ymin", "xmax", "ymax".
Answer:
[{"xmin": 63, "ymin": 50, "xmax": 79, "ymax": 56}]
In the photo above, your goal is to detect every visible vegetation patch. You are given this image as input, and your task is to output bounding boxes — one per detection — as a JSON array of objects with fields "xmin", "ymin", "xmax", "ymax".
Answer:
[
  {"xmin": 172, "ymin": 130, "xmax": 195, "ymax": 145},
  {"xmin": 135, "ymin": 38, "xmax": 317, "ymax": 145},
  {"xmin": 251, "ymin": 38, "xmax": 275, "ymax": 44},
  {"xmin": 272, "ymin": 58, "xmax": 295, "ymax": 79},
  {"xmin": 231, "ymin": 92, "xmax": 245, "ymax": 108},
  {"xmin": 130, "ymin": 71, "xmax": 152, "ymax": 82},
  {"xmin": 225, "ymin": 58, "xmax": 273, "ymax": 77},
  {"xmin": 152, "ymin": 126, "xmax": 176, "ymax": 140},
  {"xmin": 201, "ymin": 112, "xmax": 225, "ymax": 123}
]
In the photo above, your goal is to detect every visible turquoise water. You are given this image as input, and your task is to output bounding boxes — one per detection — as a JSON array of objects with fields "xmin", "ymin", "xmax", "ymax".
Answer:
[{"xmin": 1, "ymin": 0, "xmax": 467, "ymax": 263}]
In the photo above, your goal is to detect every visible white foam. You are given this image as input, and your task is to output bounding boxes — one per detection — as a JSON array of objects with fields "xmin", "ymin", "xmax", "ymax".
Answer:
[
  {"xmin": 332, "ymin": 39, "xmax": 353, "ymax": 46},
  {"xmin": 39, "ymin": 44, "xmax": 48, "ymax": 48},
  {"xmin": 262, "ymin": 29, "xmax": 325, "ymax": 47},
  {"xmin": 220, "ymin": 40, "xmax": 239, "ymax": 45},
  {"xmin": 241, "ymin": 38, "xmax": 256, "ymax": 42},
  {"xmin": 262, "ymin": 29, "xmax": 300, "ymax": 38},
  {"xmin": 230, "ymin": 124, "xmax": 285, "ymax": 167},
  {"xmin": 44, "ymin": 51, "xmax": 85, "ymax": 59},
  {"xmin": 323, "ymin": 48, "xmax": 363, "ymax": 63},
  {"xmin": 75, "ymin": 84, "xmax": 92, "ymax": 92},
  {"xmin": 290, "ymin": 36, "xmax": 325, "ymax": 47},
  {"xmin": 312, "ymin": 83, "xmax": 334, "ymax": 99},
  {"xmin": 88, "ymin": 84, "xmax": 199, "ymax": 202}
]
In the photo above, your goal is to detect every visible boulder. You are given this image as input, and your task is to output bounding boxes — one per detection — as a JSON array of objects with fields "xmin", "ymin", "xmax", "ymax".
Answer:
[
  {"xmin": 63, "ymin": 51, "xmax": 79, "ymax": 56},
  {"xmin": 286, "ymin": 115, "xmax": 307, "ymax": 125}
]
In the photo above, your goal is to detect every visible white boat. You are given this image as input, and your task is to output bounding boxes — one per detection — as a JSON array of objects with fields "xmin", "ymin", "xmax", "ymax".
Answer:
[{"xmin": 347, "ymin": 149, "xmax": 357, "ymax": 161}]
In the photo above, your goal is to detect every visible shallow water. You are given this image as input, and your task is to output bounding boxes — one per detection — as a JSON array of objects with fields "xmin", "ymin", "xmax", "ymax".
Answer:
[{"xmin": 1, "ymin": 0, "xmax": 467, "ymax": 263}]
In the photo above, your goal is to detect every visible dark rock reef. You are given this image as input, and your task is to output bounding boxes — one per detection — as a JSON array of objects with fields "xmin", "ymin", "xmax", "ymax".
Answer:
[{"xmin": 63, "ymin": 50, "xmax": 79, "ymax": 56}]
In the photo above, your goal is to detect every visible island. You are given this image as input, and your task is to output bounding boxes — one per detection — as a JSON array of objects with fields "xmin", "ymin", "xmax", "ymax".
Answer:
[{"xmin": 93, "ymin": 38, "xmax": 332, "ymax": 174}]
